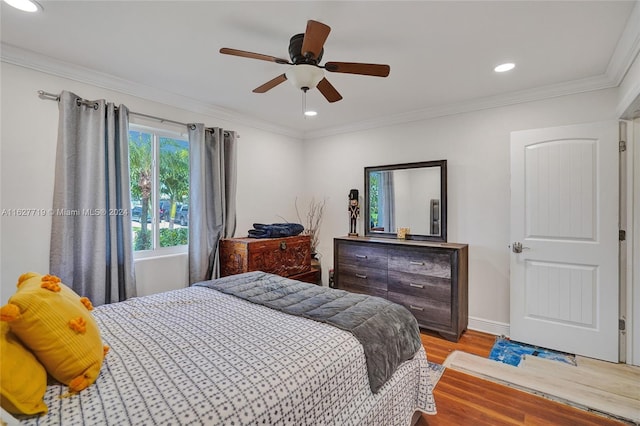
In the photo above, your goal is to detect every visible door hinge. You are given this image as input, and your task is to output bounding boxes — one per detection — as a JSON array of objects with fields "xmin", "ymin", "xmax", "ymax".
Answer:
[
  {"xmin": 619, "ymin": 230, "xmax": 626, "ymax": 241},
  {"xmin": 619, "ymin": 140, "xmax": 626, "ymax": 152},
  {"xmin": 619, "ymin": 319, "xmax": 626, "ymax": 331}
]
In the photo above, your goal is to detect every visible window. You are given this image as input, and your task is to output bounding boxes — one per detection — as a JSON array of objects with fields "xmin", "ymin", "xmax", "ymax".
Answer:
[{"xmin": 129, "ymin": 125, "xmax": 189, "ymax": 254}]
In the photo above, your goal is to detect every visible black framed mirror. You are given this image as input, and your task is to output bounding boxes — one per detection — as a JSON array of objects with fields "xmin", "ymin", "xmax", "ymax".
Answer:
[{"xmin": 364, "ymin": 160, "xmax": 447, "ymax": 242}]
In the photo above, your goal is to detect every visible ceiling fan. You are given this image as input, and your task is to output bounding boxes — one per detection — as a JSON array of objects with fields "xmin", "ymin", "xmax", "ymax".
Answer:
[{"xmin": 220, "ymin": 20, "xmax": 390, "ymax": 103}]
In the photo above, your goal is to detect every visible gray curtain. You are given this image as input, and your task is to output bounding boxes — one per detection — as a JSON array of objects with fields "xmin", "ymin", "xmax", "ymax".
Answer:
[
  {"xmin": 50, "ymin": 91, "xmax": 136, "ymax": 305},
  {"xmin": 188, "ymin": 124, "xmax": 237, "ymax": 284},
  {"xmin": 379, "ymin": 170, "xmax": 396, "ymax": 231}
]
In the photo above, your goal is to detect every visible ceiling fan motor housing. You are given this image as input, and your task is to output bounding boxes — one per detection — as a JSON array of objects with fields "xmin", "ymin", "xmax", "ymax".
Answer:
[{"xmin": 289, "ymin": 33, "xmax": 323, "ymax": 64}]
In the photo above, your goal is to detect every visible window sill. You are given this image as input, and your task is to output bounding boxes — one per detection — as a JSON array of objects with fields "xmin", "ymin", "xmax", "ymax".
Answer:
[{"xmin": 133, "ymin": 245, "xmax": 187, "ymax": 261}]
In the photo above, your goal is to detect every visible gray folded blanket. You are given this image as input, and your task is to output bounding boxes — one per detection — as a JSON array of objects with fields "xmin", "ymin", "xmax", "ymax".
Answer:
[
  {"xmin": 248, "ymin": 223, "xmax": 304, "ymax": 238},
  {"xmin": 194, "ymin": 271, "xmax": 422, "ymax": 393}
]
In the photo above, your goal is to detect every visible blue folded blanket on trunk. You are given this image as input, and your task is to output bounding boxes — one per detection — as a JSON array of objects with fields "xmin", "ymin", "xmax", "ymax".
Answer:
[{"xmin": 248, "ymin": 222, "xmax": 304, "ymax": 238}]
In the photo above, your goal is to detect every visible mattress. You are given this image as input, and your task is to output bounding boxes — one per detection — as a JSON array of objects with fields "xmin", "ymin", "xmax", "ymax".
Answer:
[{"xmin": 19, "ymin": 284, "xmax": 436, "ymax": 425}]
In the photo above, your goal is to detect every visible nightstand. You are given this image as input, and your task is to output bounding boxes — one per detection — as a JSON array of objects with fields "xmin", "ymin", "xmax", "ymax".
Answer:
[{"xmin": 290, "ymin": 265, "xmax": 322, "ymax": 285}]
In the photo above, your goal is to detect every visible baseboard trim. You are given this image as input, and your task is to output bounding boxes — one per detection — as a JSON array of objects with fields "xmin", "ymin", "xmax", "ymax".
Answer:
[{"xmin": 468, "ymin": 316, "xmax": 510, "ymax": 337}]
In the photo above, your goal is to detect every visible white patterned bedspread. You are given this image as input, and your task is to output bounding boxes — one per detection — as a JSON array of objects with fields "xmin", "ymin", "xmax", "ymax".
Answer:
[{"xmin": 20, "ymin": 286, "xmax": 436, "ymax": 425}]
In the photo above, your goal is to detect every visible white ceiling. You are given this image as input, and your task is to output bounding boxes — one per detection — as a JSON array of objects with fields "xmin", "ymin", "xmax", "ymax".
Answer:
[{"xmin": 1, "ymin": 1, "xmax": 639, "ymax": 138}]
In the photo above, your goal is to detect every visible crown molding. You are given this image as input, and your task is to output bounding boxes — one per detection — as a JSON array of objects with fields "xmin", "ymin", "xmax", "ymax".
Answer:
[
  {"xmin": 0, "ymin": 43, "xmax": 303, "ymax": 139},
  {"xmin": 615, "ymin": 1, "xmax": 640, "ymax": 118},
  {"xmin": 303, "ymin": 73, "xmax": 617, "ymax": 139},
  {"xmin": 607, "ymin": 0, "xmax": 640, "ymax": 86}
]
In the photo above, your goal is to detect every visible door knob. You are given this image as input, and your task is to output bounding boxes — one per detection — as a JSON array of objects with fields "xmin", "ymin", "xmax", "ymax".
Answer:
[{"xmin": 511, "ymin": 242, "xmax": 530, "ymax": 253}]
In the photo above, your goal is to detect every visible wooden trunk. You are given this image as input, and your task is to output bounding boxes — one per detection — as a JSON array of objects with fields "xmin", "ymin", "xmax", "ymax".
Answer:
[{"xmin": 220, "ymin": 235, "xmax": 312, "ymax": 279}]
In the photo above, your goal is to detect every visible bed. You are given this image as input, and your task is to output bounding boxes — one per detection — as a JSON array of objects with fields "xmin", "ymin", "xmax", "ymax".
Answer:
[{"xmin": 16, "ymin": 272, "xmax": 436, "ymax": 425}]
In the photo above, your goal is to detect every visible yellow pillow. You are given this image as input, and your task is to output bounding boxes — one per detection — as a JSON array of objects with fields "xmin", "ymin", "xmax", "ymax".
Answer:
[
  {"xmin": 0, "ymin": 322, "xmax": 48, "ymax": 415},
  {"xmin": 0, "ymin": 273, "xmax": 107, "ymax": 393}
]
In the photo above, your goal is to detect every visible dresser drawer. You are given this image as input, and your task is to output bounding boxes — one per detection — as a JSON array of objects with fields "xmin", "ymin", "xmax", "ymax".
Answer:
[
  {"xmin": 337, "ymin": 263, "xmax": 387, "ymax": 291},
  {"xmin": 388, "ymin": 291, "xmax": 451, "ymax": 327},
  {"xmin": 388, "ymin": 248, "xmax": 451, "ymax": 279},
  {"xmin": 337, "ymin": 243, "xmax": 388, "ymax": 269},
  {"xmin": 339, "ymin": 282, "xmax": 387, "ymax": 299},
  {"xmin": 387, "ymin": 270, "xmax": 451, "ymax": 302}
]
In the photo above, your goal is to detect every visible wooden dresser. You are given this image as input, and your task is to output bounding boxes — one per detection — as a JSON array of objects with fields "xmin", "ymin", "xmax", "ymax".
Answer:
[
  {"xmin": 220, "ymin": 235, "xmax": 319, "ymax": 284},
  {"xmin": 333, "ymin": 236, "xmax": 468, "ymax": 341}
]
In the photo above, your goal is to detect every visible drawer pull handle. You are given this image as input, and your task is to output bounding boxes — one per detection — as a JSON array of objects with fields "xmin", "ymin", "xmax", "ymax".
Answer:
[
  {"xmin": 355, "ymin": 273, "xmax": 368, "ymax": 279},
  {"xmin": 409, "ymin": 283, "xmax": 424, "ymax": 289},
  {"xmin": 409, "ymin": 305, "xmax": 424, "ymax": 311},
  {"xmin": 409, "ymin": 261, "xmax": 425, "ymax": 266},
  {"xmin": 355, "ymin": 254, "xmax": 368, "ymax": 259}
]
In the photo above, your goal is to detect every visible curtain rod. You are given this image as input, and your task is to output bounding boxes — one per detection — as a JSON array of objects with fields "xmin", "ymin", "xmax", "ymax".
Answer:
[{"xmin": 37, "ymin": 90, "xmax": 238, "ymax": 137}]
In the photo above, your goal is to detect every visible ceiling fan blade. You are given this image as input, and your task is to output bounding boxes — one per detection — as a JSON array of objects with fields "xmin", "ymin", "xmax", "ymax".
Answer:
[
  {"xmin": 324, "ymin": 62, "xmax": 390, "ymax": 77},
  {"xmin": 316, "ymin": 78, "xmax": 343, "ymax": 103},
  {"xmin": 220, "ymin": 48, "xmax": 291, "ymax": 65},
  {"xmin": 301, "ymin": 20, "xmax": 331, "ymax": 60},
  {"xmin": 253, "ymin": 74, "xmax": 288, "ymax": 93}
]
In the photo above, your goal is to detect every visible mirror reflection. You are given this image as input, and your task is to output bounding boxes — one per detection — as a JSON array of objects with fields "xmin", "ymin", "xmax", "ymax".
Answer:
[{"xmin": 365, "ymin": 160, "xmax": 447, "ymax": 242}]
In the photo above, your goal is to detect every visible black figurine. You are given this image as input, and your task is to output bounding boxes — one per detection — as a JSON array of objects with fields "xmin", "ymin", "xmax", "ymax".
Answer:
[{"xmin": 348, "ymin": 189, "xmax": 359, "ymax": 236}]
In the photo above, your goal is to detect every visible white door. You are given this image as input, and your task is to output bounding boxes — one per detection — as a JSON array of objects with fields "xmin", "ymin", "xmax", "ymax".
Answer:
[{"xmin": 510, "ymin": 121, "xmax": 619, "ymax": 362}]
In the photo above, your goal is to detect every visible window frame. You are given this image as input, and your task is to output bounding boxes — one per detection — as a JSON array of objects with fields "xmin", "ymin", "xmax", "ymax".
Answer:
[{"xmin": 129, "ymin": 122, "xmax": 189, "ymax": 259}]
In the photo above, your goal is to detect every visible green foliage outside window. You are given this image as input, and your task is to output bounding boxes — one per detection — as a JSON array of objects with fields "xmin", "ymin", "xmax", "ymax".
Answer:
[
  {"xmin": 369, "ymin": 172, "xmax": 380, "ymax": 227},
  {"xmin": 134, "ymin": 229, "xmax": 151, "ymax": 251},
  {"xmin": 134, "ymin": 228, "xmax": 188, "ymax": 251},
  {"xmin": 159, "ymin": 228, "xmax": 188, "ymax": 247}
]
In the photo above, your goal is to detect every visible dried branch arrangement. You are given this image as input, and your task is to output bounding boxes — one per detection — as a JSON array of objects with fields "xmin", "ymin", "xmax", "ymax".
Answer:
[{"xmin": 296, "ymin": 197, "xmax": 326, "ymax": 256}]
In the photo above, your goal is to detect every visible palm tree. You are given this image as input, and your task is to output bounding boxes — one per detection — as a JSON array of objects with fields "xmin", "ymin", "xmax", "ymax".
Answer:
[
  {"xmin": 160, "ymin": 139, "xmax": 189, "ymax": 229},
  {"xmin": 129, "ymin": 132, "xmax": 152, "ymax": 250}
]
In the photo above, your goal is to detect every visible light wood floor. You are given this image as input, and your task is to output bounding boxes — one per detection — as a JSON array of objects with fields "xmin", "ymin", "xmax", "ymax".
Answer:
[{"xmin": 417, "ymin": 330, "xmax": 629, "ymax": 426}]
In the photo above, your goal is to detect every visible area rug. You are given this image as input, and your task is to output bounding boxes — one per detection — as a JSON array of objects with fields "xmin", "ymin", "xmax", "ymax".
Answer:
[
  {"xmin": 489, "ymin": 336, "xmax": 576, "ymax": 367},
  {"xmin": 427, "ymin": 361, "xmax": 445, "ymax": 388}
]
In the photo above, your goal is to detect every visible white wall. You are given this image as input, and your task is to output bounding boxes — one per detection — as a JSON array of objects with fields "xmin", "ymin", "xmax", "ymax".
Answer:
[
  {"xmin": 303, "ymin": 89, "xmax": 620, "ymax": 330},
  {"xmin": 392, "ymin": 170, "xmax": 411, "ymax": 232},
  {"xmin": 617, "ymin": 36, "xmax": 640, "ymax": 119},
  {"xmin": 407, "ymin": 167, "xmax": 440, "ymax": 235},
  {"xmin": 0, "ymin": 63, "xmax": 305, "ymax": 302},
  {"xmin": 387, "ymin": 167, "xmax": 440, "ymax": 235}
]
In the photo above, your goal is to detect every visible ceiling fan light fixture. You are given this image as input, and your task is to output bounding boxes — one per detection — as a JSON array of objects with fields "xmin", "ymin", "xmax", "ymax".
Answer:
[
  {"xmin": 304, "ymin": 110, "xmax": 318, "ymax": 117},
  {"xmin": 3, "ymin": 0, "xmax": 41, "ymax": 12},
  {"xmin": 286, "ymin": 64, "xmax": 324, "ymax": 91},
  {"xmin": 494, "ymin": 62, "xmax": 515, "ymax": 73}
]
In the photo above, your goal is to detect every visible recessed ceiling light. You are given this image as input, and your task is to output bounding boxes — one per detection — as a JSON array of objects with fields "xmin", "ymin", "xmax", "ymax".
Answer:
[
  {"xmin": 3, "ymin": 0, "xmax": 41, "ymax": 12},
  {"xmin": 304, "ymin": 110, "xmax": 318, "ymax": 117},
  {"xmin": 494, "ymin": 63, "xmax": 515, "ymax": 73}
]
